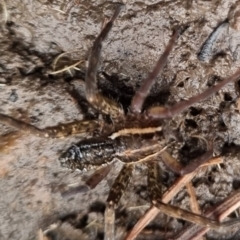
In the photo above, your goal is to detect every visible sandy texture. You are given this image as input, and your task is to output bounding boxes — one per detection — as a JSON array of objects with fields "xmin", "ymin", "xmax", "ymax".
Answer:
[{"xmin": 1, "ymin": 0, "xmax": 240, "ymax": 239}]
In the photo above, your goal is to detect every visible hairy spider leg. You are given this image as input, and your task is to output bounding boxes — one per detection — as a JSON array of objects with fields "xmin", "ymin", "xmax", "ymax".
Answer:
[
  {"xmin": 42, "ymin": 120, "xmax": 100, "ymax": 138},
  {"xmin": 85, "ymin": 4, "xmax": 124, "ymax": 119},
  {"xmin": 179, "ymin": 148, "xmax": 213, "ymax": 175},
  {"xmin": 147, "ymin": 162, "xmax": 162, "ymax": 201},
  {"xmin": 0, "ymin": 5, "xmax": 125, "ymax": 140},
  {"xmin": 61, "ymin": 165, "xmax": 113, "ymax": 197},
  {"xmin": 104, "ymin": 164, "xmax": 134, "ymax": 240},
  {"xmin": 0, "ymin": 112, "xmax": 100, "ymax": 138},
  {"xmin": 146, "ymin": 67, "xmax": 240, "ymax": 119},
  {"xmin": 103, "ymin": 145, "xmax": 165, "ymax": 240},
  {"xmin": 161, "ymin": 144, "xmax": 213, "ymax": 176},
  {"xmin": 148, "ymin": 162, "xmax": 240, "ymax": 230},
  {"xmin": 130, "ymin": 30, "xmax": 179, "ymax": 114},
  {"xmin": 103, "ymin": 151, "xmax": 221, "ymax": 240},
  {"xmin": 0, "ymin": 113, "xmax": 43, "ymax": 136}
]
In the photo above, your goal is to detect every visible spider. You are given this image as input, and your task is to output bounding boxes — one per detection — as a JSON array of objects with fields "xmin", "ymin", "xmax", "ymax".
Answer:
[{"xmin": 1, "ymin": 4, "xmax": 240, "ymax": 240}]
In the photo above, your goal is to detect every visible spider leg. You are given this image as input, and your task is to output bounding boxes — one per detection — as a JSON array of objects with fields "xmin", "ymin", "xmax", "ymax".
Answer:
[
  {"xmin": 0, "ymin": 113, "xmax": 43, "ymax": 136},
  {"xmin": 61, "ymin": 165, "xmax": 112, "ymax": 197},
  {"xmin": 85, "ymin": 164, "xmax": 113, "ymax": 189},
  {"xmin": 179, "ymin": 148, "xmax": 213, "ymax": 175},
  {"xmin": 0, "ymin": 113, "xmax": 99, "ymax": 138},
  {"xmin": 147, "ymin": 162, "xmax": 162, "ymax": 201},
  {"xmin": 85, "ymin": 5, "xmax": 124, "ymax": 119},
  {"xmin": 43, "ymin": 120, "xmax": 100, "ymax": 138},
  {"xmin": 147, "ymin": 162, "xmax": 240, "ymax": 231},
  {"xmin": 146, "ymin": 68, "xmax": 240, "ymax": 119},
  {"xmin": 130, "ymin": 30, "xmax": 179, "ymax": 114},
  {"xmin": 161, "ymin": 142, "xmax": 213, "ymax": 175},
  {"xmin": 104, "ymin": 164, "xmax": 133, "ymax": 240}
]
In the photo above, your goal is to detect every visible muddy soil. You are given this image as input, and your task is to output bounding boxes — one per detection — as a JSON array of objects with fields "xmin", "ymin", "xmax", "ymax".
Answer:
[{"xmin": 1, "ymin": 0, "xmax": 240, "ymax": 240}]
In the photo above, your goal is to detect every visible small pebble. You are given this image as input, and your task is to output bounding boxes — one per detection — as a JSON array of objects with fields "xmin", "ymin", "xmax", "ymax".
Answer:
[{"xmin": 8, "ymin": 89, "xmax": 18, "ymax": 102}]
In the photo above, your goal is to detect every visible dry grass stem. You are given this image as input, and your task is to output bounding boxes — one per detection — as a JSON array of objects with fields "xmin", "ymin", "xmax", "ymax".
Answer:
[
  {"xmin": 174, "ymin": 189, "xmax": 240, "ymax": 240},
  {"xmin": 51, "ymin": 50, "xmax": 83, "ymax": 70},
  {"xmin": 50, "ymin": 7, "xmax": 66, "ymax": 14},
  {"xmin": 186, "ymin": 182, "xmax": 201, "ymax": 215},
  {"xmin": 186, "ymin": 182, "xmax": 204, "ymax": 240},
  {"xmin": 122, "ymin": 146, "xmax": 168, "ymax": 165},
  {"xmin": 124, "ymin": 157, "xmax": 223, "ymax": 240},
  {"xmin": 49, "ymin": 60, "xmax": 84, "ymax": 75},
  {"xmin": 128, "ymin": 205, "xmax": 150, "ymax": 211}
]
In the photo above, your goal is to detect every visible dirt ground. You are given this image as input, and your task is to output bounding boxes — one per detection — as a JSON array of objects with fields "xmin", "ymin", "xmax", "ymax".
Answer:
[{"xmin": 1, "ymin": 0, "xmax": 240, "ymax": 240}]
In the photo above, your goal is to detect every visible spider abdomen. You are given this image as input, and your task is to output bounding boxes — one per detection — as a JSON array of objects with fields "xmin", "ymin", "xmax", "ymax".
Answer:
[
  {"xmin": 59, "ymin": 130, "xmax": 163, "ymax": 171},
  {"xmin": 59, "ymin": 138, "xmax": 117, "ymax": 171}
]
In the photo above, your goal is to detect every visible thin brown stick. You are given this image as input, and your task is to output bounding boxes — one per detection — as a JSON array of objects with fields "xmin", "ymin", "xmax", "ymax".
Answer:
[
  {"xmin": 152, "ymin": 200, "xmax": 240, "ymax": 230},
  {"xmin": 186, "ymin": 182, "xmax": 204, "ymax": 240},
  {"xmin": 173, "ymin": 189, "xmax": 240, "ymax": 240},
  {"xmin": 186, "ymin": 182, "xmax": 201, "ymax": 215},
  {"xmin": 124, "ymin": 157, "xmax": 223, "ymax": 240}
]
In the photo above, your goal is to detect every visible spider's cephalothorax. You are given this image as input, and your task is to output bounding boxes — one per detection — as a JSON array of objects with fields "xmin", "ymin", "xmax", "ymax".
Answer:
[{"xmin": 1, "ymin": 4, "xmax": 240, "ymax": 240}]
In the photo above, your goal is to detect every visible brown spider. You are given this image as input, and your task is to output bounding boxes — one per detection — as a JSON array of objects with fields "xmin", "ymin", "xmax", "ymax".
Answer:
[{"xmin": 1, "ymin": 4, "xmax": 240, "ymax": 240}]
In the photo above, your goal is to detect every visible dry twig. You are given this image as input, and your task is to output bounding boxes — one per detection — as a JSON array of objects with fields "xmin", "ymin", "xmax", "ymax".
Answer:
[
  {"xmin": 124, "ymin": 157, "xmax": 223, "ymax": 240},
  {"xmin": 186, "ymin": 182, "xmax": 204, "ymax": 240},
  {"xmin": 173, "ymin": 189, "xmax": 240, "ymax": 240},
  {"xmin": 186, "ymin": 182, "xmax": 201, "ymax": 215}
]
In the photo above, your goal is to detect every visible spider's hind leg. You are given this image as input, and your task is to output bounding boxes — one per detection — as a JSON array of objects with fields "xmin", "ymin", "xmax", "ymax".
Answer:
[
  {"xmin": 62, "ymin": 165, "xmax": 113, "ymax": 197},
  {"xmin": 104, "ymin": 164, "xmax": 133, "ymax": 240},
  {"xmin": 85, "ymin": 5, "xmax": 124, "ymax": 119}
]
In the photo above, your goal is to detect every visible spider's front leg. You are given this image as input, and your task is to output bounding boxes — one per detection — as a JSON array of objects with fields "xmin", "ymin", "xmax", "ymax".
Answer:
[
  {"xmin": 147, "ymin": 162, "xmax": 240, "ymax": 231},
  {"xmin": 146, "ymin": 67, "xmax": 240, "ymax": 119},
  {"xmin": 0, "ymin": 5, "xmax": 124, "ymax": 142},
  {"xmin": 85, "ymin": 4, "xmax": 124, "ymax": 120},
  {"xmin": 130, "ymin": 29, "xmax": 179, "ymax": 114},
  {"xmin": 0, "ymin": 112, "xmax": 100, "ymax": 139}
]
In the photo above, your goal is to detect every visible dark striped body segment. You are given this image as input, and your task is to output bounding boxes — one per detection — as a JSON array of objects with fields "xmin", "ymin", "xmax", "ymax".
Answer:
[
  {"xmin": 59, "ymin": 138, "xmax": 117, "ymax": 171},
  {"xmin": 59, "ymin": 130, "xmax": 162, "ymax": 171}
]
